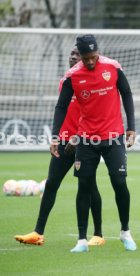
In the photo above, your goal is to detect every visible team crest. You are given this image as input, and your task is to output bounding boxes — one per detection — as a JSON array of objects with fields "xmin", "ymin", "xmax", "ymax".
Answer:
[
  {"xmin": 102, "ymin": 71, "xmax": 111, "ymax": 81},
  {"xmin": 89, "ymin": 44, "xmax": 94, "ymax": 50},
  {"xmin": 75, "ymin": 161, "xmax": 81, "ymax": 171}
]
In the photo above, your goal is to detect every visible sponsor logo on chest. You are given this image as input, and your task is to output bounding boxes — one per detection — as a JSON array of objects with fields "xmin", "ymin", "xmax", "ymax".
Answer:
[
  {"xmin": 81, "ymin": 90, "xmax": 90, "ymax": 99},
  {"xmin": 78, "ymin": 70, "xmax": 113, "ymax": 99}
]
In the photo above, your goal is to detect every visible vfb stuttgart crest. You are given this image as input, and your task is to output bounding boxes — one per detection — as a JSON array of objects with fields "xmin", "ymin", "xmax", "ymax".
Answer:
[
  {"xmin": 102, "ymin": 71, "xmax": 111, "ymax": 81},
  {"xmin": 75, "ymin": 161, "xmax": 81, "ymax": 171}
]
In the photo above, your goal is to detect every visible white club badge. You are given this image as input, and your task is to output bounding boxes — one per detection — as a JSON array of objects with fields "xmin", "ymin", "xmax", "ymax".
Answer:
[
  {"xmin": 75, "ymin": 161, "xmax": 81, "ymax": 171},
  {"xmin": 102, "ymin": 71, "xmax": 111, "ymax": 81}
]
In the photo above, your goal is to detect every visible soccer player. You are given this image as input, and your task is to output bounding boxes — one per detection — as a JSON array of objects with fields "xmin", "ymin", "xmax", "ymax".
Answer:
[
  {"xmin": 15, "ymin": 46, "xmax": 105, "ymax": 246},
  {"xmin": 50, "ymin": 34, "xmax": 137, "ymax": 252}
]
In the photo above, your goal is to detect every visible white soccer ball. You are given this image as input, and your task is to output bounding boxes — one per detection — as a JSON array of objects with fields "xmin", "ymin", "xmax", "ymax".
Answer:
[
  {"xmin": 17, "ymin": 180, "xmax": 29, "ymax": 196},
  {"xmin": 3, "ymin": 179, "xmax": 45, "ymax": 196},
  {"xmin": 29, "ymin": 180, "xmax": 40, "ymax": 196},
  {"xmin": 39, "ymin": 179, "xmax": 46, "ymax": 193},
  {"xmin": 3, "ymin": 179, "xmax": 17, "ymax": 196}
]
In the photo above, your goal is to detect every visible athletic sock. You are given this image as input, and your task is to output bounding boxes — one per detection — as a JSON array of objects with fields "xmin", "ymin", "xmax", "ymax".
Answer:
[
  {"xmin": 77, "ymin": 239, "xmax": 88, "ymax": 246},
  {"xmin": 120, "ymin": 230, "xmax": 133, "ymax": 241}
]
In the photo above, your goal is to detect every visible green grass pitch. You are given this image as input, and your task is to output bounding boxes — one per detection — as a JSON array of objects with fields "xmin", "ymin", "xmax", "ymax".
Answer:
[{"xmin": 0, "ymin": 152, "xmax": 140, "ymax": 276}]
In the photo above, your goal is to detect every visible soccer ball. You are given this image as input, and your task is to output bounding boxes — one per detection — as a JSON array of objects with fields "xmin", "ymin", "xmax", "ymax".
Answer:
[
  {"xmin": 39, "ymin": 179, "xmax": 46, "ymax": 193},
  {"xmin": 17, "ymin": 180, "xmax": 38, "ymax": 196},
  {"xmin": 30, "ymin": 180, "xmax": 40, "ymax": 196},
  {"xmin": 3, "ymin": 179, "xmax": 17, "ymax": 196},
  {"xmin": 3, "ymin": 179, "xmax": 45, "ymax": 196},
  {"xmin": 39, "ymin": 179, "xmax": 46, "ymax": 198}
]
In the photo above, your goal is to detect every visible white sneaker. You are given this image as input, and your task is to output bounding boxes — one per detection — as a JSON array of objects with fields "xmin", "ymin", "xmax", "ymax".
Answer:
[
  {"xmin": 70, "ymin": 239, "xmax": 89, "ymax": 253},
  {"xmin": 120, "ymin": 230, "xmax": 137, "ymax": 251}
]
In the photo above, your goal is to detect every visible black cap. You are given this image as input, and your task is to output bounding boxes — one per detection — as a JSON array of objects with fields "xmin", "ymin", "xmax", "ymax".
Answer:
[{"xmin": 76, "ymin": 34, "xmax": 98, "ymax": 55}]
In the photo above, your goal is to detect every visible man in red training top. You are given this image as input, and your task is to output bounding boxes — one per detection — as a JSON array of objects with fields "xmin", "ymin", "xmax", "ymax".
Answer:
[
  {"xmin": 50, "ymin": 34, "xmax": 137, "ymax": 252},
  {"xmin": 15, "ymin": 46, "xmax": 104, "ymax": 247}
]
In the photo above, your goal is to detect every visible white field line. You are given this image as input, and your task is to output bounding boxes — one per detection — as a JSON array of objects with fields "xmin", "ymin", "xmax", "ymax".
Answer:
[
  {"xmin": 68, "ymin": 233, "xmax": 119, "ymax": 239},
  {"xmin": 68, "ymin": 234, "xmax": 140, "ymax": 241},
  {"xmin": 0, "ymin": 247, "xmax": 33, "ymax": 252}
]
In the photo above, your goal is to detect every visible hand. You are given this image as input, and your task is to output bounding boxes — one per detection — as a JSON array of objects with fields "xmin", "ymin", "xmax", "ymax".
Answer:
[
  {"xmin": 126, "ymin": 130, "xmax": 136, "ymax": 148},
  {"xmin": 64, "ymin": 143, "xmax": 75, "ymax": 155},
  {"xmin": 64, "ymin": 136, "xmax": 77, "ymax": 155},
  {"xmin": 50, "ymin": 139, "xmax": 60, "ymax": 157}
]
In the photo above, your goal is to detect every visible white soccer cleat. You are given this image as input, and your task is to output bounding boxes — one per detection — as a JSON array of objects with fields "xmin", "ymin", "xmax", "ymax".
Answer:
[
  {"xmin": 70, "ymin": 239, "xmax": 89, "ymax": 253},
  {"xmin": 120, "ymin": 230, "xmax": 137, "ymax": 251}
]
